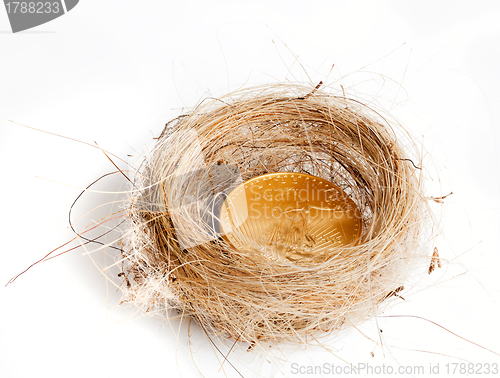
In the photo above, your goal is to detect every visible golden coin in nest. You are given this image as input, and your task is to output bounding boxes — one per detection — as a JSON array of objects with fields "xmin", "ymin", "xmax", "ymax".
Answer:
[{"xmin": 219, "ymin": 172, "xmax": 362, "ymax": 262}]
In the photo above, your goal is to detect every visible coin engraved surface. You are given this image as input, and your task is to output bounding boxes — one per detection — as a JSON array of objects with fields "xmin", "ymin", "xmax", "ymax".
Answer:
[{"xmin": 220, "ymin": 172, "xmax": 362, "ymax": 262}]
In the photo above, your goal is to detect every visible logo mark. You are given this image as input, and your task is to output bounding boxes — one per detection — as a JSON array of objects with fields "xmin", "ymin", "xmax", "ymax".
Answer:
[{"xmin": 3, "ymin": 0, "xmax": 79, "ymax": 33}]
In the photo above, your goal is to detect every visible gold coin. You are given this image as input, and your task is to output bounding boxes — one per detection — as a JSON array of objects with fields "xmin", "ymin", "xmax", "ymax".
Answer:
[{"xmin": 219, "ymin": 172, "xmax": 362, "ymax": 262}]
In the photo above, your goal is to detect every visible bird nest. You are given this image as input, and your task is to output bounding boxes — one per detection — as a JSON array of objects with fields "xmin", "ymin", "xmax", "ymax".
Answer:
[{"xmin": 121, "ymin": 83, "xmax": 429, "ymax": 344}]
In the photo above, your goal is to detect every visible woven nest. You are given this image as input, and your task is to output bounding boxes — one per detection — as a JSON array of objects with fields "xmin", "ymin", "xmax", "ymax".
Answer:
[{"xmin": 122, "ymin": 83, "xmax": 428, "ymax": 344}]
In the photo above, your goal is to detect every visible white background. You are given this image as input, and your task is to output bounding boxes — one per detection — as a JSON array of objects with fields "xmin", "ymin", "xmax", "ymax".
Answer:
[{"xmin": 1, "ymin": 1, "xmax": 500, "ymax": 377}]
